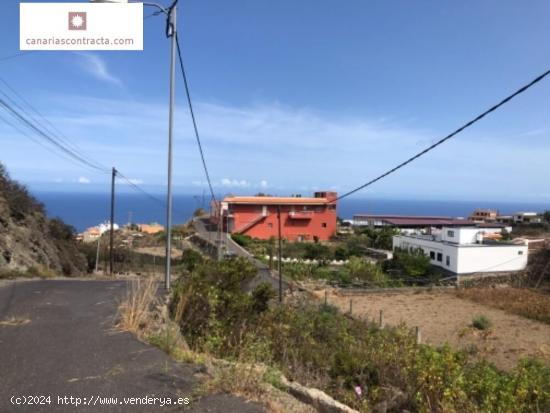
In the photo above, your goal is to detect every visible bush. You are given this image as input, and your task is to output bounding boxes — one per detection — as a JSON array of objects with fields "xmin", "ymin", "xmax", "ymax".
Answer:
[
  {"xmin": 181, "ymin": 249, "xmax": 203, "ymax": 272},
  {"xmin": 231, "ymin": 233, "xmax": 253, "ymax": 247},
  {"xmin": 389, "ymin": 247, "xmax": 432, "ymax": 277},
  {"xmin": 344, "ymin": 256, "xmax": 388, "ymax": 285},
  {"xmin": 472, "ymin": 315, "xmax": 492, "ymax": 330},
  {"xmin": 48, "ymin": 218, "xmax": 76, "ymax": 240},
  {"xmin": 170, "ymin": 259, "xmax": 550, "ymax": 412}
]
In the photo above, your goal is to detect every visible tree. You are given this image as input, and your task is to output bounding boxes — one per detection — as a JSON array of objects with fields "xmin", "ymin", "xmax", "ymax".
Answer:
[
  {"xmin": 500, "ymin": 228, "xmax": 511, "ymax": 241},
  {"xmin": 193, "ymin": 207, "xmax": 206, "ymax": 217},
  {"xmin": 391, "ymin": 248, "xmax": 431, "ymax": 277}
]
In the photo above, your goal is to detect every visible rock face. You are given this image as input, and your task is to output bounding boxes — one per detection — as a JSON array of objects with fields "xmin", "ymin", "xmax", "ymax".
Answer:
[{"xmin": 0, "ymin": 164, "xmax": 86, "ymax": 276}]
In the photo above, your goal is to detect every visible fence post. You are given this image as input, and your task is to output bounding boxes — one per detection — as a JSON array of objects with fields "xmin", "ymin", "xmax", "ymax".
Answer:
[
  {"xmin": 415, "ymin": 326, "xmax": 421, "ymax": 344},
  {"xmin": 379, "ymin": 309, "xmax": 384, "ymax": 327},
  {"xmin": 324, "ymin": 290, "xmax": 327, "ymax": 306},
  {"xmin": 349, "ymin": 299, "xmax": 353, "ymax": 315}
]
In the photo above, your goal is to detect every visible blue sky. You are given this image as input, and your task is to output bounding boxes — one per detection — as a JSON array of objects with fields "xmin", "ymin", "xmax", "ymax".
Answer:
[{"xmin": 1, "ymin": 0, "xmax": 550, "ymax": 202}]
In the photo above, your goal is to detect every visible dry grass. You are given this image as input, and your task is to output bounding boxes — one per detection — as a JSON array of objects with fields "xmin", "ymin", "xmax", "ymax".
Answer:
[
  {"xmin": 457, "ymin": 286, "xmax": 550, "ymax": 324},
  {"xmin": 0, "ymin": 316, "xmax": 31, "ymax": 326},
  {"xmin": 117, "ymin": 276, "xmax": 312, "ymax": 413},
  {"xmin": 117, "ymin": 277, "xmax": 160, "ymax": 335},
  {"xmin": 202, "ymin": 362, "xmax": 315, "ymax": 413}
]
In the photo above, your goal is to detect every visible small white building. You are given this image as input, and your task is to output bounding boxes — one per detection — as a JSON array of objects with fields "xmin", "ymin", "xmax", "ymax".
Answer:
[
  {"xmin": 513, "ymin": 212, "xmax": 542, "ymax": 224},
  {"xmin": 392, "ymin": 226, "xmax": 527, "ymax": 275}
]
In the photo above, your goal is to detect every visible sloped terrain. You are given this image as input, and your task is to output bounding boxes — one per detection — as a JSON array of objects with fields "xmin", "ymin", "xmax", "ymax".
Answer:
[{"xmin": 0, "ymin": 163, "xmax": 86, "ymax": 276}]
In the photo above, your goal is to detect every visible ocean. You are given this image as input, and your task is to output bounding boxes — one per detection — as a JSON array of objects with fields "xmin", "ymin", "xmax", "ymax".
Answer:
[{"xmin": 32, "ymin": 191, "xmax": 550, "ymax": 232}]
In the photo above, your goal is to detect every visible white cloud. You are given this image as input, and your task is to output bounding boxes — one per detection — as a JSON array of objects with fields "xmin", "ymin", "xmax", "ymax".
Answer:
[
  {"xmin": 221, "ymin": 178, "xmax": 251, "ymax": 188},
  {"xmin": 10, "ymin": 92, "xmax": 549, "ymax": 201},
  {"xmin": 77, "ymin": 176, "xmax": 91, "ymax": 184},
  {"xmin": 76, "ymin": 53, "xmax": 122, "ymax": 86}
]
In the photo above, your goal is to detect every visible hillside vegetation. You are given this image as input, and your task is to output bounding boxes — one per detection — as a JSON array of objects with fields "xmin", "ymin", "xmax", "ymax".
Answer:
[
  {"xmin": 170, "ymin": 257, "xmax": 550, "ymax": 413},
  {"xmin": 0, "ymin": 163, "xmax": 86, "ymax": 277}
]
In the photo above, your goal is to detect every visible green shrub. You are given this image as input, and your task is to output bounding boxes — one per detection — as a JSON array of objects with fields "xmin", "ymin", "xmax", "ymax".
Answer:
[
  {"xmin": 231, "ymin": 233, "xmax": 253, "ymax": 247},
  {"xmin": 389, "ymin": 247, "xmax": 432, "ymax": 277},
  {"xmin": 171, "ymin": 259, "xmax": 550, "ymax": 413},
  {"xmin": 181, "ymin": 249, "xmax": 203, "ymax": 272},
  {"xmin": 472, "ymin": 315, "xmax": 492, "ymax": 330}
]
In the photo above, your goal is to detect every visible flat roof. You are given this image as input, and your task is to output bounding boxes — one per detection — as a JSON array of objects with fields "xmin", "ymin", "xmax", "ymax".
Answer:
[
  {"xmin": 353, "ymin": 215, "xmax": 476, "ymax": 227},
  {"xmin": 395, "ymin": 234, "xmax": 524, "ymax": 248},
  {"xmin": 223, "ymin": 196, "xmax": 329, "ymax": 205}
]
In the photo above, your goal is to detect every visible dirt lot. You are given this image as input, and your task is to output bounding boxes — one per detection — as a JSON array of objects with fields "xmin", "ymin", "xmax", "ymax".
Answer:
[{"xmin": 319, "ymin": 289, "xmax": 550, "ymax": 371}]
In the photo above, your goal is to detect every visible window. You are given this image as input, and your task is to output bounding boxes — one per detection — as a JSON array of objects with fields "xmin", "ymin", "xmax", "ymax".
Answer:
[
  {"xmin": 518, "ymin": 250, "xmax": 524, "ymax": 255},
  {"xmin": 446, "ymin": 255, "xmax": 450, "ymax": 266},
  {"xmin": 429, "ymin": 251, "xmax": 435, "ymax": 260},
  {"xmin": 321, "ymin": 222, "xmax": 327, "ymax": 228},
  {"xmin": 437, "ymin": 253, "xmax": 442, "ymax": 262},
  {"xmin": 447, "ymin": 230, "xmax": 455, "ymax": 237}
]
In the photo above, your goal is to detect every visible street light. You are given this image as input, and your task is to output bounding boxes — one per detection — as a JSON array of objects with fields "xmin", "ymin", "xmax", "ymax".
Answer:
[{"xmin": 91, "ymin": 0, "xmax": 177, "ymax": 290}]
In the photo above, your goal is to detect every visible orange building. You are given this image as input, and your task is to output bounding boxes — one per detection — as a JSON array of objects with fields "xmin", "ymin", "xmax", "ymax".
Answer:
[
  {"xmin": 138, "ymin": 223, "xmax": 165, "ymax": 234},
  {"xmin": 218, "ymin": 192, "xmax": 337, "ymax": 242}
]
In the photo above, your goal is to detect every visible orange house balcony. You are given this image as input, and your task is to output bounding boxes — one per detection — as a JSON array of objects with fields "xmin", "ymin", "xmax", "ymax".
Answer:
[{"xmin": 288, "ymin": 211, "xmax": 314, "ymax": 219}]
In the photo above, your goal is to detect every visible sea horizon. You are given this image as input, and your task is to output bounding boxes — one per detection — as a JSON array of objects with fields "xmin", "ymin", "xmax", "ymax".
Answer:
[{"xmin": 31, "ymin": 190, "xmax": 550, "ymax": 232}]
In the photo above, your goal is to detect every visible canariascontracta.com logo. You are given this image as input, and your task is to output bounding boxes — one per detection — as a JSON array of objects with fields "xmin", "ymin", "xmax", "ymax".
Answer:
[
  {"xmin": 20, "ymin": 3, "xmax": 143, "ymax": 51},
  {"xmin": 68, "ymin": 12, "xmax": 87, "ymax": 31}
]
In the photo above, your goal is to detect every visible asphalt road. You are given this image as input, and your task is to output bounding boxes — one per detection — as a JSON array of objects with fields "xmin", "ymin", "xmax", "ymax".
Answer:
[
  {"xmin": 0, "ymin": 279, "xmax": 264, "ymax": 413},
  {"xmin": 192, "ymin": 218, "xmax": 289, "ymax": 293}
]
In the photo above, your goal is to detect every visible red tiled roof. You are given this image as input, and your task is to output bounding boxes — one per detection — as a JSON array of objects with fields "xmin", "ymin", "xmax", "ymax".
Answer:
[
  {"xmin": 354, "ymin": 215, "xmax": 476, "ymax": 227},
  {"xmin": 223, "ymin": 196, "xmax": 329, "ymax": 205},
  {"xmin": 382, "ymin": 217, "xmax": 476, "ymax": 226}
]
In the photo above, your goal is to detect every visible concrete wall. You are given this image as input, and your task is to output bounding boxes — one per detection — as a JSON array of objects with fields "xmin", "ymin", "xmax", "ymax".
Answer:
[{"xmin": 456, "ymin": 245, "xmax": 527, "ymax": 274}]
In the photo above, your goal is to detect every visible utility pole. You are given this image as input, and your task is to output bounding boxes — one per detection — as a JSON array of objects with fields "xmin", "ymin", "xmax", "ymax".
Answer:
[
  {"xmin": 164, "ymin": 3, "xmax": 177, "ymax": 290},
  {"xmin": 110, "ymin": 167, "xmax": 116, "ymax": 276},
  {"xmin": 217, "ymin": 202, "xmax": 223, "ymax": 260},
  {"xmin": 277, "ymin": 205, "xmax": 283, "ymax": 303},
  {"xmin": 95, "ymin": 237, "xmax": 101, "ymax": 273},
  {"xmin": 90, "ymin": 0, "xmax": 178, "ymax": 287}
]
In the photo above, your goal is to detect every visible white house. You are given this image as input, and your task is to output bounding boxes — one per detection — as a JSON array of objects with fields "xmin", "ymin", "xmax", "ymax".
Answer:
[
  {"xmin": 513, "ymin": 212, "xmax": 542, "ymax": 224},
  {"xmin": 392, "ymin": 226, "xmax": 527, "ymax": 275}
]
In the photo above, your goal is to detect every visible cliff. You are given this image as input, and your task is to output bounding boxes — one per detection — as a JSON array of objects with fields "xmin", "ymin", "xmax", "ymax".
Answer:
[{"xmin": 0, "ymin": 163, "xmax": 87, "ymax": 277}]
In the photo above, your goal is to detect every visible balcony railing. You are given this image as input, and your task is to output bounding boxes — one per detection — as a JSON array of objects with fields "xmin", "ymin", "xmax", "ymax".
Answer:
[{"xmin": 288, "ymin": 211, "xmax": 314, "ymax": 219}]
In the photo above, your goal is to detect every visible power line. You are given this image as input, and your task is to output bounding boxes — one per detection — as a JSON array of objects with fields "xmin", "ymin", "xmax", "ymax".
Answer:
[
  {"xmin": 0, "ymin": 77, "xmax": 107, "ymax": 169},
  {"xmin": 0, "ymin": 97, "xmax": 110, "ymax": 174},
  {"xmin": 175, "ymin": 34, "xmax": 217, "ymax": 203},
  {"xmin": 0, "ymin": 51, "xmax": 34, "ymax": 63},
  {"xmin": 116, "ymin": 171, "xmax": 166, "ymax": 206},
  {"xmin": 0, "ymin": 111, "xmax": 96, "ymax": 171},
  {"xmin": 334, "ymin": 69, "xmax": 550, "ymax": 202},
  {"xmin": 116, "ymin": 171, "xmax": 189, "ymax": 222}
]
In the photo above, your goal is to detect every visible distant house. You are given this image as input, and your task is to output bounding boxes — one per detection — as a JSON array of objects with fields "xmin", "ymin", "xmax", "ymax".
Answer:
[
  {"xmin": 80, "ymin": 221, "xmax": 119, "ymax": 243},
  {"xmin": 468, "ymin": 209, "xmax": 498, "ymax": 223},
  {"xmin": 81, "ymin": 226, "xmax": 101, "ymax": 243},
  {"xmin": 138, "ymin": 223, "xmax": 164, "ymax": 234},
  {"xmin": 353, "ymin": 215, "xmax": 477, "ymax": 232},
  {"xmin": 513, "ymin": 212, "xmax": 542, "ymax": 224},
  {"xmin": 392, "ymin": 226, "xmax": 528, "ymax": 275},
  {"xmin": 216, "ymin": 192, "xmax": 337, "ymax": 242}
]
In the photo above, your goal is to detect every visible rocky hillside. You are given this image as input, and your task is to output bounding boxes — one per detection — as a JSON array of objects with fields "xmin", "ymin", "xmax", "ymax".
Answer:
[{"xmin": 0, "ymin": 163, "xmax": 87, "ymax": 276}]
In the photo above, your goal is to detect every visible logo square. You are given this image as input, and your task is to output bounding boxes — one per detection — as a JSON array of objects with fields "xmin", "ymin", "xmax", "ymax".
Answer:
[{"xmin": 68, "ymin": 12, "xmax": 87, "ymax": 31}]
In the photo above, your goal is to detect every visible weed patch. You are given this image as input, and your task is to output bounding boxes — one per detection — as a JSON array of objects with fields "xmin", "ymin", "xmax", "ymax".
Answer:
[{"xmin": 171, "ymin": 258, "xmax": 550, "ymax": 412}]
